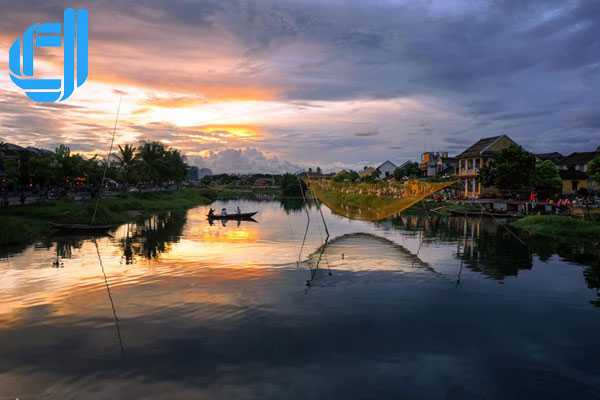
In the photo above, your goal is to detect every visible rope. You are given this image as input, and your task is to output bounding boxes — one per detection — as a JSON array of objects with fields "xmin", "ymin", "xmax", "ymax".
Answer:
[
  {"xmin": 297, "ymin": 177, "xmax": 311, "ymax": 267},
  {"xmin": 93, "ymin": 238, "xmax": 125, "ymax": 355},
  {"xmin": 91, "ymin": 97, "xmax": 122, "ymax": 225},
  {"xmin": 475, "ymin": 202, "xmax": 528, "ymax": 247}
]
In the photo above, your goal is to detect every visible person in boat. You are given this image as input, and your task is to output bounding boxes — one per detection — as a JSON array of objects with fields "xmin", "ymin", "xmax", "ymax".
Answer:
[
  {"xmin": 236, "ymin": 206, "xmax": 241, "ymax": 216},
  {"xmin": 221, "ymin": 208, "xmax": 227, "ymax": 217},
  {"xmin": 208, "ymin": 208, "xmax": 215, "ymax": 218}
]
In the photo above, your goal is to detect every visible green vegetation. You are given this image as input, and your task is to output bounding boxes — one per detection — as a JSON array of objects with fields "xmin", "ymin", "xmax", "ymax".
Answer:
[
  {"xmin": 589, "ymin": 156, "xmax": 600, "ymax": 186},
  {"xmin": 333, "ymin": 170, "xmax": 360, "ymax": 182},
  {"xmin": 210, "ymin": 186, "xmax": 280, "ymax": 200},
  {"xmin": 0, "ymin": 141, "xmax": 189, "ymax": 194},
  {"xmin": 0, "ymin": 189, "xmax": 215, "ymax": 246},
  {"xmin": 0, "ymin": 216, "xmax": 48, "ymax": 246},
  {"xmin": 532, "ymin": 160, "xmax": 562, "ymax": 193},
  {"xmin": 281, "ymin": 173, "xmax": 307, "ymax": 197},
  {"xmin": 479, "ymin": 144, "xmax": 536, "ymax": 190},
  {"xmin": 394, "ymin": 162, "xmax": 420, "ymax": 180},
  {"xmin": 512, "ymin": 215, "xmax": 600, "ymax": 241}
]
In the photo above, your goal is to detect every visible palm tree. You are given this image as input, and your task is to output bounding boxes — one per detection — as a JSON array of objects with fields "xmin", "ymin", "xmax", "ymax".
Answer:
[
  {"xmin": 115, "ymin": 144, "xmax": 138, "ymax": 185},
  {"xmin": 0, "ymin": 141, "xmax": 7, "ymax": 174},
  {"xmin": 138, "ymin": 141, "xmax": 168, "ymax": 185}
]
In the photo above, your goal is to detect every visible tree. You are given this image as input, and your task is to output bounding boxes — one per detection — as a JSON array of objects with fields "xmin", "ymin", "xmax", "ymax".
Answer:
[
  {"xmin": 333, "ymin": 170, "xmax": 359, "ymax": 182},
  {"xmin": 163, "ymin": 148, "xmax": 188, "ymax": 184},
  {"xmin": 532, "ymin": 160, "xmax": 562, "ymax": 193},
  {"xmin": 0, "ymin": 141, "xmax": 7, "ymax": 169},
  {"xmin": 393, "ymin": 162, "xmax": 420, "ymax": 180},
  {"xmin": 138, "ymin": 141, "xmax": 167, "ymax": 184},
  {"xmin": 589, "ymin": 156, "xmax": 600, "ymax": 186},
  {"xmin": 115, "ymin": 144, "xmax": 138, "ymax": 185},
  {"xmin": 479, "ymin": 145, "xmax": 536, "ymax": 190},
  {"xmin": 281, "ymin": 173, "xmax": 306, "ymax": 197}
]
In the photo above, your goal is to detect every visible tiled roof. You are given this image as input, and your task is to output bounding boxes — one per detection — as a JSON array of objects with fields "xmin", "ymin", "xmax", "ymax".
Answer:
[
  {"xmin": 377, "ymin": 160, "xmax": 397, "ymax": 170},
  {"xmin": 457, "ymin": 135, "xmax": 507, "ymax": 158},
  {"xmin": 535, "ymin": 152, "xmax": 564, "ymax": 163},
  {"xmin": 560, "ymin": 151, "xmax": 599, "ymax": 167}
]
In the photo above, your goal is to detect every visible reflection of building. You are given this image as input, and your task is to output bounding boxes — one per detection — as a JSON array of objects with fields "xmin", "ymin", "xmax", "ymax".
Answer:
[
  {"xmin": 457, "ymin": 135, "xmax": 518, "ymax": 198},
  {"xmin": 376, "ymin": 160, "xmax": 397, "ymax": 178},
  {"xmin": 419, "ymin": 152, "xmax": 457, "ymax": 177},
  {"xmin": 391, "ymin": 214, "xmax": 533, "ymax": 279}
]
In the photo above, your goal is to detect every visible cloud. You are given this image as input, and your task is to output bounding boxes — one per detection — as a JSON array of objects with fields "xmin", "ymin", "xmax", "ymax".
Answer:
[
  {"xmin": 189, "ymin": 148, "xmax": 302, "ymax": 174},
  {"xmin": 353, "ymin": 131, "xmax": 379, "ymax": 137},
  {"xmin": 1, "ymin": 0, "xmax": 600, "ymax": 169}
]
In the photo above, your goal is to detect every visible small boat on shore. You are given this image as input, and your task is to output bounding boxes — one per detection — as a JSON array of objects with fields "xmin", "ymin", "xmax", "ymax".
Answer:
[
  {"xmin": 207, "ymin": 212, "xmax": 258, "ymax": 220},
  {"xmin": 49, "ymin": 222, "xmax": 115, "ymax": 232}
]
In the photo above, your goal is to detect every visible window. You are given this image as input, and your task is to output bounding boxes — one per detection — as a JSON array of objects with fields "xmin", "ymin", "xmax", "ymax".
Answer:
[{"xmin": 467, "ymin": 159, "xmax": 473, "ymax": 169}]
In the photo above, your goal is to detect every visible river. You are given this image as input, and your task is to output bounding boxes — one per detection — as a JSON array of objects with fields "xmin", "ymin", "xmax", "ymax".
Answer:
[{"xmin": 1, "ymin": 200, "xmax": 599, "ymax": 399}]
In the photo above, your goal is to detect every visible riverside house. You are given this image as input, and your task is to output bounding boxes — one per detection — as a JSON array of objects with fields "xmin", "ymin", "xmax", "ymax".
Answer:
[
  {"xmin": 419, "ymin": 151, "xmax": 457, "ymax": 177},
  {"xmin": 376, "ymin": 160, "xmax": 397, "ymax": 179},
  {"xmin": 558, "ymin": 147, "xmax": 600, "ymax": 194},
  {"xmin": 456, "ymin": 135, "xmax": 519, "ymax": 198}
]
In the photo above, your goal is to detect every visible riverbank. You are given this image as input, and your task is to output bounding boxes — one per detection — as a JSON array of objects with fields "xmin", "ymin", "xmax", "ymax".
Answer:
[
  {"xmin": 0, "ymin": 188, "xmax": 216, "ymax": 246},
  {"xmin": 511, "ymin": 215, "xmax": 600, "ymax": 242}
]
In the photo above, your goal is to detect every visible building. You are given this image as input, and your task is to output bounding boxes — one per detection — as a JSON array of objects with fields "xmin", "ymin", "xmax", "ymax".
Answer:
[
  {"xmin": 186, "ymin": 166, "xmax": 200, "ymax": 182},
  {"xmin": 198, "ymin": 168, "xmax": 213, "ymax": 178},
  {"xmin": 558, "ymin": 149, "xmax": 600, "ymax": 194},
  {"xmin": 419, "ymin": 151, "xmax": 457, "ymax": 177},
  {"xmin": 359, "ymin": 166, "xmax": 377, "ymax": 178},
  {"xmin": 456, "ymin": 135, "xmax": 519, "ymax": 198},
  {"xmin": 376, "ymin": 160, "xmax": 397, "ymax": 179}
]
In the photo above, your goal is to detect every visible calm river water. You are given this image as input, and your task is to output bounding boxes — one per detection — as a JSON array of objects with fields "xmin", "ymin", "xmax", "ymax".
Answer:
[{"xmin": 1, "ymin": 200, "xmax": 599, "ymax": 399}]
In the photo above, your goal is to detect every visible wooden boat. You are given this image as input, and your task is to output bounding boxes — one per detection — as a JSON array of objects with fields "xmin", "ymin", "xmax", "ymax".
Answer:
[
  {"xmin": 207, "ymin": 212, "xmax": 258, "ymax": 220},
  {"xmin": 49, "ymin": 222, "xmax": 115, "ymax": 232}
]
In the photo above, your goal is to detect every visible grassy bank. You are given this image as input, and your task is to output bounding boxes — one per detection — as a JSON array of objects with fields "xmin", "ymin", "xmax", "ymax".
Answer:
[
  {"xmin": 512, "ymin": 215, "xmax": 600, "ymax": 241},
  {"xmin": 210, "ymin": 185, "xmax": 281, "ymax": 201},
  {"xmin": 0, "ymin": 188, "xmax": 216, "ymax": 246}
]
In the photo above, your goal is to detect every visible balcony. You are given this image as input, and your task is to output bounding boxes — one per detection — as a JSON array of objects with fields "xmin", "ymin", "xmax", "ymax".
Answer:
[{"xmin": 458, "ymin": 168, "xmax": 480, "ymax": 177}]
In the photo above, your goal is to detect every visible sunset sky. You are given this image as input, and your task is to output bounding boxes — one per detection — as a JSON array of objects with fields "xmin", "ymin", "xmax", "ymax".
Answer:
[{"xmin": 1, "ymin": 0, "xmax": 599, "ymax": 173}]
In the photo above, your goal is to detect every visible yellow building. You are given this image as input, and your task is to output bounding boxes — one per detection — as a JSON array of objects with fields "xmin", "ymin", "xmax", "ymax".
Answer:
[
  {"xmin": 456, "ymin": 135, "xmax": 519, "ymax": 198},
  {"xmin": 559, "ymin": 150, "xmax": 600, "ymax": 195}
]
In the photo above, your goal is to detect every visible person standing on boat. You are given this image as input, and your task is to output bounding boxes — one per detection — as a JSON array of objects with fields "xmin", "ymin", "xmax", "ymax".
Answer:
[
  {"xmin": 236, "ymin": 206, "xmax": 241, "ymax": 216},
  {"xmin": 208, "ymin": 208, "xmax": 215, "ymax": 217},
  {"xmin": 221, "ymin": 208, "xmax": 227, "ymax": 217}
]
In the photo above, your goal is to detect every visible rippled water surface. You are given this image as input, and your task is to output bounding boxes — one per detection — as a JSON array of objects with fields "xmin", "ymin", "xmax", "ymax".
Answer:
[{"xmin": 1, "ymin": 200, "xmax": 599, "ymax": 399}]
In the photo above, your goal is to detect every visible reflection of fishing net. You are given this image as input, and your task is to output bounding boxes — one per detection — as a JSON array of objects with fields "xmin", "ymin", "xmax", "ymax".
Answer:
[
  {"xmin": 308, "ymin": 179, "xmax": 457, "ymax": 221},
  {"xmin": 306, "ymin": 233, "xmax": 428, "ymax": 273}
]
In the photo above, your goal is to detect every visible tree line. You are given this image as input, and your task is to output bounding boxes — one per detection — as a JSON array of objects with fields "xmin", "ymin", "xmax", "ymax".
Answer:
[{"xmin": 0, "ymin": 141, "xmax": 189, "ymax": 194}]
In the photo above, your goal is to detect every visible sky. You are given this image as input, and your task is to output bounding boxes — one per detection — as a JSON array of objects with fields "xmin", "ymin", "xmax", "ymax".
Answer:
[{"xmin": 0, "ymin": 0, "xmax": 599, "ymax": 173}]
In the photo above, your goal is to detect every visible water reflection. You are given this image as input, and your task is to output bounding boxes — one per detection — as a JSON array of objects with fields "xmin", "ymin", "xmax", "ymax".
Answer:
[
  {"xmin": 1, "ymin": 201, "xmax": 600, "ymax": 398},
  {"xmin": 117, "ymin": 211, "xmax": 187, "ymax": 263}
]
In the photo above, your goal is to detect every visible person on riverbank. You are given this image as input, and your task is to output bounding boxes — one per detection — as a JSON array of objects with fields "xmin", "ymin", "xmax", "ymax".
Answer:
[{"xmin": 208, "ymin": 208, "xmax": 215, "ymax": 217}]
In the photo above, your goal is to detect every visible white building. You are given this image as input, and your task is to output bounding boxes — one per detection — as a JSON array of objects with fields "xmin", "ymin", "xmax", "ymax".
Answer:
[{"xmin": 376, "ymin": 160, "xmax": 397, "ymax": 179}]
